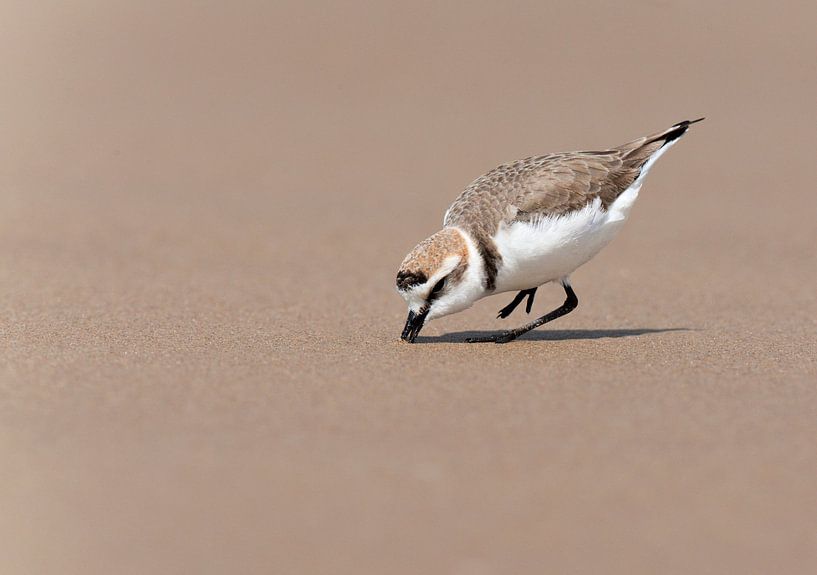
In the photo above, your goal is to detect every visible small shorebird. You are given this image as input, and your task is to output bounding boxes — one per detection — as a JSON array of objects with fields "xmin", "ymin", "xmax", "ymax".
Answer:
[{"xmin": 397, "ymin": 118, "xmax": 703, "ymax": 343}]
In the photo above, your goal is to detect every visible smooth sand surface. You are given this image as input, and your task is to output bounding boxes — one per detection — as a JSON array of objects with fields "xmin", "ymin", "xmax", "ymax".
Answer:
[{"xmin": 2, "ymin": 2, "xmax": 816, "ymax": 573}]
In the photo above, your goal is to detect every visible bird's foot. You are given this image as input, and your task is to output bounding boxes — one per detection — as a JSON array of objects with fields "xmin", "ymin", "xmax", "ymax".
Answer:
[
  {"xmin": 466, "ymin": 331, "xmax": 518, "ymax": 344},
  {"xmin": 496, "ymin": 289, "xmax": 536, "ymax": 319},
  {"xmin": 496, "ymin": 306, "xmax": 515, "ymax": 319}
]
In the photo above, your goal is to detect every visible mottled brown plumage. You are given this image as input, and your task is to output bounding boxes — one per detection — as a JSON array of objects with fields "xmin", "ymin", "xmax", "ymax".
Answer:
[{"xmin": 445, "ymin": 120, "xmax": 699, "ymax": 234}]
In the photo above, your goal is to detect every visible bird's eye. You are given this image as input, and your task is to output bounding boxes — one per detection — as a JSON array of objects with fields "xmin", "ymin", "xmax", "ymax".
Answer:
[{"xmin": 430, "ymin": 278, "xmax": 445, "ymax": 295}]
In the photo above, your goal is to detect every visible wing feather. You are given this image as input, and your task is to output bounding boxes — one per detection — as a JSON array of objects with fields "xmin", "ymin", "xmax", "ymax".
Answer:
[{"xmin": 444, "ymin": 151, "xmax": 638, "ymax": 232}]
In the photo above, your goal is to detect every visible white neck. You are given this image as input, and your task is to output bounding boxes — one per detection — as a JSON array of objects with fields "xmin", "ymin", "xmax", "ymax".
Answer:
[{"xmin": 427, "ymin": 227, "xmax": 487, "ymax": 320}]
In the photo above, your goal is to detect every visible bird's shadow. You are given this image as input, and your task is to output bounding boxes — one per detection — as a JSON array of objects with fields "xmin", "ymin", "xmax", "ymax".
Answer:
[{"xmin": 414, "ymin": 327, "xmax": 690, "ymax": 344}]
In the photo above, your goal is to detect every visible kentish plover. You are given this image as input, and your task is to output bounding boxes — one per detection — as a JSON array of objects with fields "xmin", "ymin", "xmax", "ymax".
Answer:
[{"xmin": 396, "ymin": 119, "xmax": 703, "ymax": 343}]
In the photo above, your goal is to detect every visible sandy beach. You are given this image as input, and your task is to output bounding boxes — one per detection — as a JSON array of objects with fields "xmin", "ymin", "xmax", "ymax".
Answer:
[{"xmin": 1, "ymin": 1, "xmax": 816, "ymax": 573}]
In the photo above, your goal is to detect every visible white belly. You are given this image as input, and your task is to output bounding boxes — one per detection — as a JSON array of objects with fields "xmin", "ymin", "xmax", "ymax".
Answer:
[{"xmin": 492, "ymin": 184, "xmax": 641, "ymax": 293}]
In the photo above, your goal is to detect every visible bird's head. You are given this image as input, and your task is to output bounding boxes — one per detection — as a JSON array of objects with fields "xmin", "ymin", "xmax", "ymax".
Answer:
[{"xmin": 396, "ymin": 228, "xmax": 483, "ymax": 342}]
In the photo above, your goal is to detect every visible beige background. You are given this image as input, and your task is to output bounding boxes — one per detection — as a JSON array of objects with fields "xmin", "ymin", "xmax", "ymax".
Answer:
[{"xmin": 1, "ymin": 1, "xmax": 816, "ymax": 573}]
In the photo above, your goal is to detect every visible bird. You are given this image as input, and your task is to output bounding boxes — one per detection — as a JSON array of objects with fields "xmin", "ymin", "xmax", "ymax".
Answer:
[{"xmin": 396, "ymin": 118, "xmax": 703, "ymax": 343}]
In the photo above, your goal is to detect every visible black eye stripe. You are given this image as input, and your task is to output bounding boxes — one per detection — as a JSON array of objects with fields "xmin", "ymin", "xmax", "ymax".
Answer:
[{"xmin": 396, "ymin": 270, "xmax": 427, "ymax": 291}]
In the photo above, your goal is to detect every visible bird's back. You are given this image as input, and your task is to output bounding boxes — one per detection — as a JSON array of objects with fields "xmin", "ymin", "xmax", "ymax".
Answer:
[{"xmin": 443, "ymin": 119, "xmax": 703, "ymax": 236}]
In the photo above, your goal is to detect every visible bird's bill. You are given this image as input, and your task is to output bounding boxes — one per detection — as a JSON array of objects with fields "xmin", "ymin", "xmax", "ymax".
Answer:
[{"xmin": 400, "ymin": 308, "xmax": 428, "ymax": 343}]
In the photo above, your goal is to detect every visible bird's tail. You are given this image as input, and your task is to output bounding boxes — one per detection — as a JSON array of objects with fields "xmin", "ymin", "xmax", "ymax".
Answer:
[
  {"xmin": 644, "ymin": 117, "xmax": 705, "ymax": 147},
  {"xmin": 617, "ymin": 118, "xmax": 705, "ymax": 154},
  {"xmin": 616, "ymin": 118, "xmax": 704, "ymax": 172}
]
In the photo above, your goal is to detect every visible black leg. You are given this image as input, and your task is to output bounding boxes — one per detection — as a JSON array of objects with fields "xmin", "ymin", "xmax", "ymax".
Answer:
[
  {"xmin": 468, "ymin": 283, "xmax": 578, "ymax": 344},
  {"xmin": 496, "ymin": 288, "xmax": 537, "ymax": 319}
]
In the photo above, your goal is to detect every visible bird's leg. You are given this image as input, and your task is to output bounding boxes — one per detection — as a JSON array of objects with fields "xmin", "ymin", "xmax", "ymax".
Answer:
[
  {"xmin": 468, "ymin": 282, "xmax": 578, "ymax": 344},
  {"xmin": 524, "ymin": 288, "xmax": 536, "ymax": 314},
  {"xmin": 496, "ymin": 288, "xmax": 537, "ymax": 319}
]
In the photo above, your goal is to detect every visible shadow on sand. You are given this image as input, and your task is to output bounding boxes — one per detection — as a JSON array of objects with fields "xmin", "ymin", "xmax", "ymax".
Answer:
[{"xmin": 414, "ymin": 327, "xmax": 689, "ymax": 344}]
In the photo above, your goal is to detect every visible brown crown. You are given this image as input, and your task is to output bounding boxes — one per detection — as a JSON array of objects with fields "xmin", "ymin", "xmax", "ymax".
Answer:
[{"xmin": 396, "ymin": 228, "xmax": 469, "ymax": 291}]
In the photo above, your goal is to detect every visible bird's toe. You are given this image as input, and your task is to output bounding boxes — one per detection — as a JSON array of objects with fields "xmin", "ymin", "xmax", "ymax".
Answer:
[
  {"xmin": 493, "ymin": 331, "xmax": 518, "ymax": 344},
  {"xmin": 466, "ymin": 331, "xmax": 518, "ymax": 344}
]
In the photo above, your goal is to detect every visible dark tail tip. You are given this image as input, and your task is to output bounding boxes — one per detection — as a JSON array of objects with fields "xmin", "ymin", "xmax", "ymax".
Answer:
[
  {"xmin": 662, "ymin": 117, "xmax": 705, "ymax": 145},
  {"xmin": 673, "ymin": 117, "xmax": 705, "ymax": 128}
]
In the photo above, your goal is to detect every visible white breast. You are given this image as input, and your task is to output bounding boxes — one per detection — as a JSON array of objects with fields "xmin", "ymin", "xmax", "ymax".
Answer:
[{"xmin": 492, "ymin": 184, "xmax": 641, "ymax": 293}]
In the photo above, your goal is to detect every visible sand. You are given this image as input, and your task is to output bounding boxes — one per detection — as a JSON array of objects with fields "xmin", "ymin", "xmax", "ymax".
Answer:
[{"xmin": 1, "ymin": 1, "xmax": 816, "ymax": 573}]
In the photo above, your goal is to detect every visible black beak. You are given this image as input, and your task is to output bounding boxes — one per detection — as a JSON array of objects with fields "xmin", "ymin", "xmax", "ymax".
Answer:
[{"xmin": 400, "ymin": 308, "xmax": 428, "ymax": 343}]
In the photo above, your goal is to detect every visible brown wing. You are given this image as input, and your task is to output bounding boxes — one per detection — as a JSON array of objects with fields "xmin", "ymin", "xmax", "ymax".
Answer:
[
  {"xmin": 443, "ymin": 150, "xmax": 643, "ymax": 234},
  {"xmin": 508, "ymin": 152, "xmax": 635, "ymax": 222}
]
